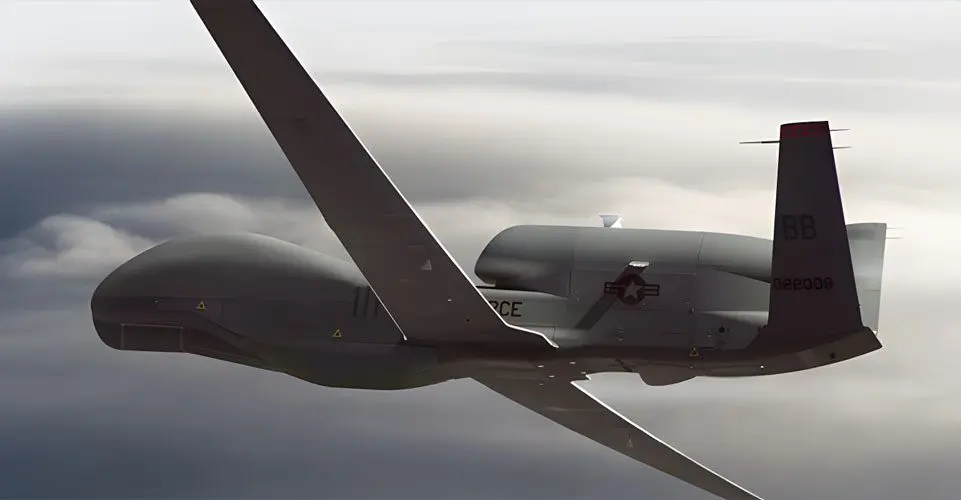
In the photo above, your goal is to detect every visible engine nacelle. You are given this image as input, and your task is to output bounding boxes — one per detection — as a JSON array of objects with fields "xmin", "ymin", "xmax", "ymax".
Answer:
[{"xmin": 474, "ymin": 224, "xmax": 773, "ymax": 297}]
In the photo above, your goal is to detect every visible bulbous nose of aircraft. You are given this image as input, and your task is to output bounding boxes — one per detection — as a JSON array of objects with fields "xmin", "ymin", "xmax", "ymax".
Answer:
[
  {"xmin": 89, "ymin": 243, "xmax": 172, "ymax": 350},
  {"xmin": 90, "ymin": 265, "xmax": 132, "ymax": 350}
]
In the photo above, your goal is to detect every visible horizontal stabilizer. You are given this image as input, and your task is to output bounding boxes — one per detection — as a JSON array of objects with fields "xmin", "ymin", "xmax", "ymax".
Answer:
[{"xmin": 847, "ymin": 222, "xmax": 888, "ymax": 333}]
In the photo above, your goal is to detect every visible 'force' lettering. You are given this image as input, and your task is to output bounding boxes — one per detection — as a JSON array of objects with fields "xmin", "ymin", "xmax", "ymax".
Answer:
[
  {"xmin": 488, "ymin": 300, "xmax": 523, "ymax": 317},
  {"xmin": 772, "ymin": 277, "xmax": 834, "ymax": 291}
]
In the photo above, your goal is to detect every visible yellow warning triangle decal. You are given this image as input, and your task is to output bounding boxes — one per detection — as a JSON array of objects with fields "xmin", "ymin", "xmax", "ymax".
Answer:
[
  {"xmin": 196, "ymin": 300, "xmax": 206, "ymax": 311},
  {"xmin": 331, "ymin": 329, "xmax": 342, "ymax": 338},
  {"xmin": 689, "ymin": 346, "xmax": 699, "ymax": 357}
]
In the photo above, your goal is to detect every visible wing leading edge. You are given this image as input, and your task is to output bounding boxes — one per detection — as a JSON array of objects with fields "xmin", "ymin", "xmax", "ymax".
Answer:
[
  {"xmin": 189, "ymin": 0, "xmax": 554, "ymax": 349},
  {"xmin": 475, "ymin": 375, "xmax": 763, "ymax": 500}
]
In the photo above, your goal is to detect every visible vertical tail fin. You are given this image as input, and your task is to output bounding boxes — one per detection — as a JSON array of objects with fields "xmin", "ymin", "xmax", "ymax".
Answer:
[
  {"xmin": 761, "ymin": 121, "xmax": 881, "ymax": 361},
  {"xmin": 847, "ymin": 222, "xmax": 888, "ymax": 334}
]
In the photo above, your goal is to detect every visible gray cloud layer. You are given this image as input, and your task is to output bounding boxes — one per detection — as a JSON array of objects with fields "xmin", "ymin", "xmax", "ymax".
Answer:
[
  {"xmin": 317, "ymin": 36, "xmax": 961, "ymax": 115},
  {"xmin": 17, "ymin": 34, "xmax": 961, "ymax": 116}
]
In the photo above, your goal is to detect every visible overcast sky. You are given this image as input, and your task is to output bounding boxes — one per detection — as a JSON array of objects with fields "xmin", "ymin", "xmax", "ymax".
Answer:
[{"xmin": 2, "ymin": 1, "xmax": 961, "ymax": 499}]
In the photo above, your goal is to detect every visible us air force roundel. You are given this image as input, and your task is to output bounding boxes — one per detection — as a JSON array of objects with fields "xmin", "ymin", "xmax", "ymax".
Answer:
[{"xmin": 604, "ymin": 273, "xmax": 661, "ymax": 306}]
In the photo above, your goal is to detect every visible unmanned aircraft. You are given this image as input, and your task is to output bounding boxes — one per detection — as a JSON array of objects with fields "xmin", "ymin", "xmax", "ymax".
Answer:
[{"xmin": 89, "ymin": 1, "xmax": 888, "ymax": 499}]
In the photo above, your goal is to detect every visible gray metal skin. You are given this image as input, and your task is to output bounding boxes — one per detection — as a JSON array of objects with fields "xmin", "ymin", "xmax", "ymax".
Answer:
[
  {"xmin": 91, "ymin": 222, "xmax": 887, "ymax": 389},
  {"xmin": 89, "ymin": 2, "xmax": 890, "ymax": 499}
]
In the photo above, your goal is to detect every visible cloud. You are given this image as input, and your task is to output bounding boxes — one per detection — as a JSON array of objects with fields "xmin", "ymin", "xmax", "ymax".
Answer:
[
  {"xmin": 1, "ymin": 215, "xmax": 153, "ymax": 279},
  {"xmin": 315, "ymin": 66, "xmax": 961, "ymax": 116},
  {"xmin": 3, "ymin": 88, "xmax": 959, "ymax": 242},
  {"xmin": 13, "ymin": 31, "xmax": 961, "ymax": 116},
  {"xmin": 438, "ymin": 36, "xmax": 961, "ymax": 83},
  {"xmin": 5, "ymin": 3, "xmax": 961, "ymax": 241}
]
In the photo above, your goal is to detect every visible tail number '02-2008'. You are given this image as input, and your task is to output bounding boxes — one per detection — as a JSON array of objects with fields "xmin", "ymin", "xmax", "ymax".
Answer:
[{"xmin": 773, "ymin": 277, "xmax": 834, "ymax": 291}]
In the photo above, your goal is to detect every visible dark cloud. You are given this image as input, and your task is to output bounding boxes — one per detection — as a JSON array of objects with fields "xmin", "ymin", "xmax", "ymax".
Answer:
[
  {"xmin": 0, "ymin": 105, "xmax": 300, "ymax": 238},
  {"xmin": 5, "ymin": 31, "xmax": 958, "ymax": 241},
  {"xmin": 2, "ymin": 96, "xmax": 954, "ymax": 242}
]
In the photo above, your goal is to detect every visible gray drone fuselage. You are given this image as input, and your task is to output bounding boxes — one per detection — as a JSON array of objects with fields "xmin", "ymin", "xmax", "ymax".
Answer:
[{"xmin": 90, "ymin": 221, "xmax": 885, "ymax": 390}]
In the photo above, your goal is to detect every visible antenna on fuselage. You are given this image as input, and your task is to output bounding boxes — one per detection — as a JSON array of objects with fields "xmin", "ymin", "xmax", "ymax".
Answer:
[{"xmin": 599, "ymin": 214, "xmax": 623, "ymax": 228}]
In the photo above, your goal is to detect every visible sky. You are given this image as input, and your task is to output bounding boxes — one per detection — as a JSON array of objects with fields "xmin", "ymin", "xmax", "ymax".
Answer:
[{"xmin": 2, "ymin": 1, "xmax": 961, "ymax": 498}]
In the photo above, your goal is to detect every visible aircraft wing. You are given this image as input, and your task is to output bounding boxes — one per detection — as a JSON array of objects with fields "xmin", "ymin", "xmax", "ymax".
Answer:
[
  {"xmin": 474, "ymin": 374, "xmax": 763, "ymax": 500},
  {"xmin": 189, "ymin": 0, "xmax": 554, "ymax": 349}
]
